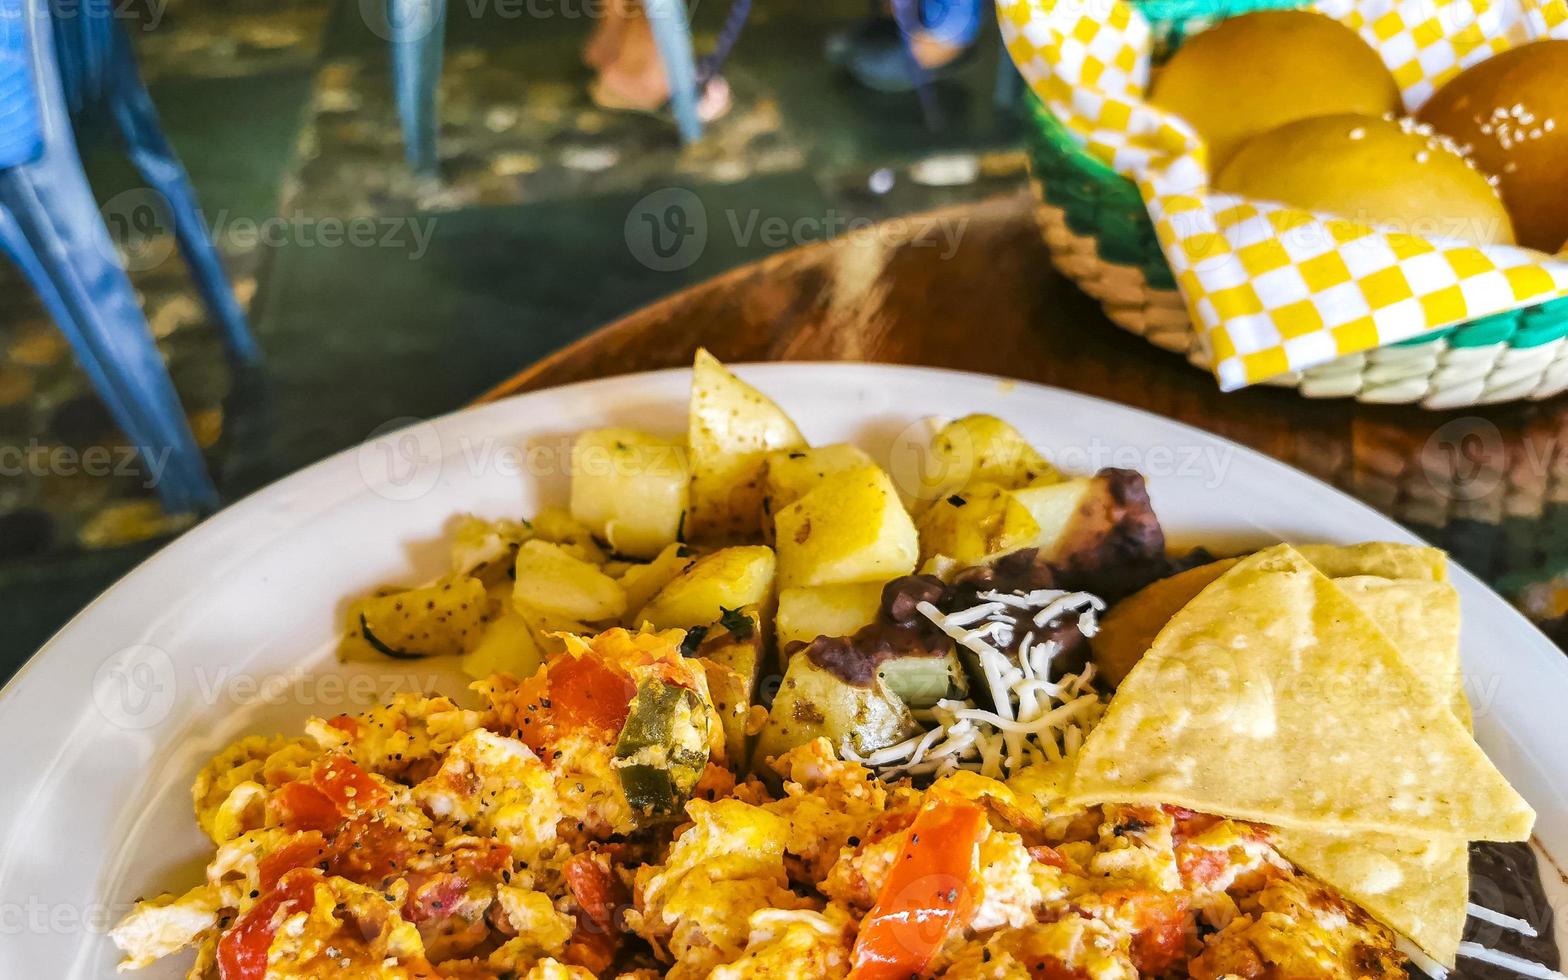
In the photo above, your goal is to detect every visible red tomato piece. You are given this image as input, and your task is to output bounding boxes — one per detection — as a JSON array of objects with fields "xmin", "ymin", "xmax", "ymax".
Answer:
[
  {"xmin": 271, "ymin": 781, "xmax": 342, "ymax": 834},
  {"xmin": 564, "ymin": 849, "xmax": 627, "ymax": 974},
  {"xmin": 327, "ymin": 813, "xmax": 417, "ymax": 884},
  {"xmin": 311, "ymin": 754, "xmax": 388, "ymax": 815},
  {"xmin": 325, "ymin": 714, "xmax": 361, "ymax": 738},
  {"xmin": 1177, "ymin": 846, "xmax": 1231, "ymax": 890},
  {"xmin": 547, "ymin": 652, "xmax": 636, "ymax": 736},
  {"xmin": 515, "ymin": 652, "xmax": 637, "ymax": 755},
  {"xmin": 404, "ymin": 872, "xmax": 469, "ymax": 923},
  {"xmin": 848, "ymin": 798, "xmax": 987, "ymax": 980},
  {"xmin": 1097, "ymin": 891, "xmax": 1190, "ymax": 974},
  {"xmin": 217, "ymin": 869, "xmax": 319, "ymax": 980},
  {"xmin": 565, "ymin": 850, "xmax": 622, "ymax": 933},
  {"xmin": 451, "ymin": 839, "xmax": 512, "ymax": 879},
  {"xmin": 257, "ymin": 832, "xmax": 328, "ymax": 893},
  {"xmin": 1029, "ymin": 844, "xmax": 1075, "ymax": 873},
  {"xmin": 1165, "ymin": 805, "xmax": 1223, "ymax": 846}
]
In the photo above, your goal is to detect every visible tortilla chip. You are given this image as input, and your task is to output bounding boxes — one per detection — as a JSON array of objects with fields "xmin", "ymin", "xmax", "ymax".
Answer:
[
  {"xmin": 1092, "ymin": 559, "xmax": 1237, "ymax": 686},
  {"xmin": 1295, "ymin": 542, "xmax": 1448, "ymax": 582},
  {"xmin": 1272, "ymin": 829, "xmax": 1469, "ymax": 966},
  {"xmin": 1069, "ymin": 545, "xmax": 1534, "ymax": 841},
  {"xmin": 1333, "ymin": 576, "xmax": 1471, "ymax": 731},
  {"xmin": 1275, "ymin": 574, "xmax": 1472, "ymax": 965},
  {"xmin": 1092, "ymin": 545, "xmax": 1461, "ymax": 701}
]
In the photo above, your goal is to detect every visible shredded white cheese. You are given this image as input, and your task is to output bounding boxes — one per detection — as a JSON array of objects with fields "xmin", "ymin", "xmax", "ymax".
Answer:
[
  {"xmin": 1458, "ymin": 943, "xmax": 1568, "ymax": 980},
  {"xmin": 1468, "ymin": 903, "xmax": 1540, "ymax": 938},
  {"xmin": 860, "ymin": 589, "xmax": 1108, "ymax": 781}
]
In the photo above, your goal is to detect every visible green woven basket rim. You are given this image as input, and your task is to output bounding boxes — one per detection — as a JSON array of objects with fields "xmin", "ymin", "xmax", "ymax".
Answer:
[{"xmin": 1024, "ymin": 90, "xmax": 1124, "ymax": 186}]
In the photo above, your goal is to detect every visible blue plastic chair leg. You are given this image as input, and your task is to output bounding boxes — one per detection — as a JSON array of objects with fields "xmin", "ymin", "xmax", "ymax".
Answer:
[
  {"xmin": 390, "ymin": 0, "xmax": 446, "ymax": 173},
  {"xmin": 645, "ymin": 0, "xmax": 702, "ymax": 144},
  {"xmin": 0, "ymin": 175, "xmax": 217, "ymax": 514},
  {"xmin": 100, "ymin": 26, "xmax": 259, "ymax": 366},
  {"xmin": 0, "ymin": 3, "xmax": 216, "ymax": 513}
]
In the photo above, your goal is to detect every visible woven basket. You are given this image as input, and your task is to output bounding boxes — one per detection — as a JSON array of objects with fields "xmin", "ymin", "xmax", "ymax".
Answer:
[{"xmin": 1020, "ymin": 0, "xmax": 1568, "ymax": 409}]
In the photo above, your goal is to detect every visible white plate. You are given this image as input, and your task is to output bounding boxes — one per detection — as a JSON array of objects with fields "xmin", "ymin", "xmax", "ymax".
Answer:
[{"xmin": 1, "ymin": 364, "xmax": 1564, "ymax": 978}]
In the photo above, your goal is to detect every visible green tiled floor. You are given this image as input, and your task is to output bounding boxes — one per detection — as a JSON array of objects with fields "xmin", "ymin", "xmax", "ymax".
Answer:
[{"xmin": 0, "ymin": 0, "xmax": 1029, "ymax": 672}]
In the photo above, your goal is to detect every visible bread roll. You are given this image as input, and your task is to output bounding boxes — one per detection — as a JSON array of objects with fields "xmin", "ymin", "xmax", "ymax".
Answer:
[
  {"xmin": 1216, "ymin": 114, "xmax": 1514, "ymax": 246},
  {"xmin": 1151, "ymin": 10, "xmax": 1400, "ymax": 170},
  {"xmin": 1417, "ymin": 40, "xmax": 1568, "ymax": 253}
]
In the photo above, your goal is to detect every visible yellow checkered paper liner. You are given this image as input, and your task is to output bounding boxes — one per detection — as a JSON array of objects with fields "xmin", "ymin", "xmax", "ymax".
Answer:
[{"xmin": 999, "ymin": 0, "xmax": 1568, "ymax": 391}]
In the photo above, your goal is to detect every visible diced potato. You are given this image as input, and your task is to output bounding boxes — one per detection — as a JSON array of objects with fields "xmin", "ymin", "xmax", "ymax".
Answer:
[
  {"xmin": 1008, "ymin": 477, "xmax": 1103, "ymax": 559},
  {"xmin": 701, "ymin": 658, "xmax": 751, "ymax": 770},
  {"xmin": 570, "ymin": 428, "xmax": 689, "ymax": 559},
  {"xmin": 695, "ymin": 606, "xmax": 764, "ymax": 767},
  {"xmin": 774, "ymin": 466, "xmax": 918, "ymax": 588},
  {"xmin": 512, "ymin": 540, "xmax": 627, "ymax": 622},
  {"xmin": 341, "ymin": 574, "xmax": 490, "ymax": 661},
  {"xmin": 919, "ymin": 554, "xmax": 963, "ymax": 581},
  {"xmin": 1013, "ymin": 470, "xmax": 1166, "ymax": 598},
  {"xmin": 920, "ymin": 470, "xmax": 1167, "ymax": 597},
  {"xmin": 461, "ymin": 609, "xmax": 545, "ymax": 680},
  {"xmin": 618, "ymin": 543, "xmax": 698, "ymax": 618},
  {"xmin": 921, "ymin": 414, "xmax": 1061, "ymax": 501},
  {"xmin": 637, "ymin": 545, "xmax": 776, "ymax": 630},
  {"xmin": 449, "ymin": 515, "xmax": 534, "ymax": 583},
  {"xmin": 915, "ymin": 481, "xmax": 1041, "ymax": 566},
  {"xmin": 530, "ymin": 507, "xmax": 607, "ymax": 565},
  {"xmin": 776, "ymin": 583, "xmax": 885, "ymax": 649},
  {"xmin": 687, "ymin": 349, "xmax": 807, "ymax": 544},
  {"xmin": 917, "ymin": 475, "xmax": 1149, "ymax": 571},
  {"xmin": 483, "ymin": 576, "xmax": 515, "ymax": 618},
  {"xmin": 762, "ymin": 443, "xmax": 877, "ymax": 519},
  {"xmin": 753, "ymin": 653, "xmax": 917, "ymax": 771}
]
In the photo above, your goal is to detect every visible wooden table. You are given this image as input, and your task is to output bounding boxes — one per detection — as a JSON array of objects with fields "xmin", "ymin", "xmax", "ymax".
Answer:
[{"xmin": 482, "ymin": 191, "xmax": 1568, "ymax": 630}]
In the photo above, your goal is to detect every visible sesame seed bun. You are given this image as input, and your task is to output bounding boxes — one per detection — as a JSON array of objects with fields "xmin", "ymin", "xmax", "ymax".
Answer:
[
  {"xmin": 1417, "ymin": 40, "xmax": 1568, "ymax": 253},
  {"xmin": 1216, "ymin": 114, "xmax": 1515, "ymax": 246}
]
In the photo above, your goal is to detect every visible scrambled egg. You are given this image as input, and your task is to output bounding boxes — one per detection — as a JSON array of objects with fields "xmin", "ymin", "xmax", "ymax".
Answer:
[
  {"xmin": 109, "ymin": 886, "xmax": 221, "ymax": 970},
  {"xmin": 305, "ymin": 693, "xmax": 484, "ymax": 779},
  {"xmin": 944, "ymin": 914, "xmax": 1140, "ymax": 979},
  {"xmin": 545, "ymin": 730, "xmax": 640, "ymax": 840},
  {"xmin": 117, "ymin": 632, "xmax": 1408, "ymax": 980},
  {"xmin": 261, "ymin": 876, "xmax": 427, "ymax": 978},
  {"xmin": 627, "ymin": 799, "xmax": 806, "ymax": 979},
  {"xmin": 1190, "ymin": 873, "xmax": 1409, "ymax": 980},
  {"xmin": 707, "ymin": 907, "xmax": 855, "ymax": 979},
  {"xmin": 411, "ymin": 728, "xmax": 560, "ymax": 865}
]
